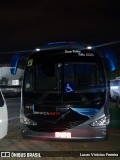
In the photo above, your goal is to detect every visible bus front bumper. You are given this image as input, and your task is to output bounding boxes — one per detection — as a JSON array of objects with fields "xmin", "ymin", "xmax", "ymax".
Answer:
[{"xmin": 20, "ymin": 123, "xmax": 109, "ymax": 141}]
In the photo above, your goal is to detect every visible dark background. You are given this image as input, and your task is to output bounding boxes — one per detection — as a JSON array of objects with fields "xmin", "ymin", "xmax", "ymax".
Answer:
[{"xmin": 0, "ymin": 0, "xmax": 120, "ymax": 63}]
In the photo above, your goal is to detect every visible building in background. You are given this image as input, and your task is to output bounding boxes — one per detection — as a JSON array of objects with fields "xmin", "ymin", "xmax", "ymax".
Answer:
[{"xmin": 0, "ymin": 64, "xmax": 24, "ymax": 97}]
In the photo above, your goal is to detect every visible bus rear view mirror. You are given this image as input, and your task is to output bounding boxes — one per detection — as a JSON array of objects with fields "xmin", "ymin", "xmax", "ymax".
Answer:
[{"xmin": 10, "ymin": 53, "xmax": 28, "ymax": 75}]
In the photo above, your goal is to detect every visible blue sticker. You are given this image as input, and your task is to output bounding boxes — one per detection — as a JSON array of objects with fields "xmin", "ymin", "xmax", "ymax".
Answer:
[
  {"xmin": 71, "ymin": 108, "xmax": 99, "ymax": 118},
  {"xmin": 64, "ymin": 82, "xmax": 75, "ymax": 93}
]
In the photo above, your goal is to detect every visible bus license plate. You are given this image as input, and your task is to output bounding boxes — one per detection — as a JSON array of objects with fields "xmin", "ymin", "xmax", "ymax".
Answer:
[{"xmin": 55, "ymin": 132, "xmax": 71, "ymax": 138}]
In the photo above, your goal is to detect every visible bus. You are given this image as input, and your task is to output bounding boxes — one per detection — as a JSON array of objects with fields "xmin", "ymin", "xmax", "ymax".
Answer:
[
  {"xmin": 11, "ymin": 42, "xmax": 114, "ymax": 141},
  {"xmin": 110, "ymin": 77, "xmax": 120, "ymax": 100},
  {"xmin": 0, "ymin": 89, "xmax": 8, "ymax": 139}
]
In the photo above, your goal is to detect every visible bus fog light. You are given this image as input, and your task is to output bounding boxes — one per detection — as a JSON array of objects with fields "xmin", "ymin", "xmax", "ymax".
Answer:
[
  {"xmin": 90, "ymin": 116, "xmax": 110, "ymax": 127},
  {"xmin": 20, "ymin": 113, "xmax": 37, "ymax": 125}
]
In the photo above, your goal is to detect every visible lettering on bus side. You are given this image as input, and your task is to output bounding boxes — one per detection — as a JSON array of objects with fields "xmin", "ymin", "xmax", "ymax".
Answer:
[
  {"xmin": 64, "ymin": 50, "xmax": 94, "ymax": 57},
  {"xmin": 85, "ymin": 53, "xmax": 94, "ymax": 56},
  {"xmin": 78, "ymin": 52, "xmax": 94, "ymax": 57},
  {"xmin": 33, "ymin": 111, "xmax": 60, "ymax": 115},
  {"xmin": 56, "ymin": 108, "xmax": 68, "ymax": 112}
]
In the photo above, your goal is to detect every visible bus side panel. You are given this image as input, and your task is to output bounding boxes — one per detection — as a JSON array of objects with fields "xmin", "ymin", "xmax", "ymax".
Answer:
[{"xmin": 0, "ymin": 91, "xmax": 8, "ymax": 139}]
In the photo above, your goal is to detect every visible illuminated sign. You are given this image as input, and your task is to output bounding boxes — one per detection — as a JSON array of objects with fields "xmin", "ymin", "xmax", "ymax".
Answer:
[{"xmin": 12, "ymin": 80, "xmax": 19, "ymax": 85}]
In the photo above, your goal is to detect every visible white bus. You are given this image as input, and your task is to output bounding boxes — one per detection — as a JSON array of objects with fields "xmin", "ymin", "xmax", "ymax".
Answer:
[
  {"xmin": 110, "ymin": 77, "xmax": 120, "ymax": 100},
  {"xmin": 0, "ymin": 89, "xmax": 8, "ymax": 139}
]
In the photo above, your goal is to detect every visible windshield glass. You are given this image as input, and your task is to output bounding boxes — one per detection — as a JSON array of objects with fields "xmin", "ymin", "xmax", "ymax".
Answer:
[
  {"xmin": 23, "ymin": 50, "xmax": 106, "ymax": 107},
  {"xmin": 24, "ymin": 62, "xmax": 105, "ymax": 92}
]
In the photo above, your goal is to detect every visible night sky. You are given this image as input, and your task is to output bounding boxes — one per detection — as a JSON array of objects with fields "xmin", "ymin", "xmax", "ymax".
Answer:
[{"xmin": 0, "ymin": 0, "xmax": 120, "ymax": 63}]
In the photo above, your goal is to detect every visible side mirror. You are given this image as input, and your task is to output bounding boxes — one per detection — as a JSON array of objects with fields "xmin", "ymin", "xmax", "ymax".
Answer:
[{"xmin": 10, "ymin": 53, "xmax": 28, "ymax": 75}]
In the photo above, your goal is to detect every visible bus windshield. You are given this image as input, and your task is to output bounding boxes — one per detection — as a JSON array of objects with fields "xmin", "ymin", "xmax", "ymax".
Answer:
[
  {"xmin": 24, "ymin": 62, "xmax": 105, "ymax": 92},
  {"xmin": 24, "ymin": 58, "xmax": 105, "ymax": 107}
]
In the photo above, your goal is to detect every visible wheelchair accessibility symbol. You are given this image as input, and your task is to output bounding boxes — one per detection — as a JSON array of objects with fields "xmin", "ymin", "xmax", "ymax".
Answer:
[{"xmin": 64, "ymin": 82, "xmax": 75, "ymax": 93}]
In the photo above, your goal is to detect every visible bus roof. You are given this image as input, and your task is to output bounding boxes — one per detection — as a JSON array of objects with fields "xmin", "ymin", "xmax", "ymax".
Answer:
[{"xmin": 33, "ymin": 41, "xmax": 90, "ymax": 53}]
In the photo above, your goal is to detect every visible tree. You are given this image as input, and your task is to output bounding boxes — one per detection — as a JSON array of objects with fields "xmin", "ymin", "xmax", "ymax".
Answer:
[
  {"xmin": 0, "ymin": 77, "xmax": 9, "ymax": 85},
  {"xmin": 107, "ymin": 67, "xmax": 120, "ymax": 80}
]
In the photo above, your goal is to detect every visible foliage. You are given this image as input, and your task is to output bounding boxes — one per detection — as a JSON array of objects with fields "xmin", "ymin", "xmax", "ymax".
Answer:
[
  {"xmin": 0, "ymin": 77, "xmax": 9, "ymax": 85},
  {"xmin": 106, "ymin": 67, "xmax": 120, "ymax": 80}
]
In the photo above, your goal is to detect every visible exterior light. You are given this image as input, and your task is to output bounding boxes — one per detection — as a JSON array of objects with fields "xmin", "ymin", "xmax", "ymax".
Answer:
[
  {"xmin": 12, "ymin": 80, "xmax": 19, "ymax": 85},
  {"xmin": 87, "ymin": 46, "xmax": 92, "ymax": 49},
  {"xmin": 90, "ymin": 116, "xmax": 110, "ymax": 127},
  {"xmin": 110, "ymin": 86, "xmax": 118, "ymax": 90},
  {"xmin": 35, "ymin": 48, "xmax": 40, "ymax": 52}
]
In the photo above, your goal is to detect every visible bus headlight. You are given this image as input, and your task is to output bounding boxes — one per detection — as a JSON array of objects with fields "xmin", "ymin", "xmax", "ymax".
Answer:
[
  {"xmin": 90, "ymin": 116, "xmax": 110, "ymax": 127},
  {"xmin": 110, "ymin": 86, "xmax": 118, "ymax": 90},
  {"xmin": 20, "ymin": 112, "xmax": 37, "ymax": 125}
]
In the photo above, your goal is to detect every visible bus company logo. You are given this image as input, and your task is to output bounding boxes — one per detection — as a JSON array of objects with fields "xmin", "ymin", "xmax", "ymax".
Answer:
[{"xmin": 33, "ymin": 111, "xmax": 60, "ymax": 116}]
